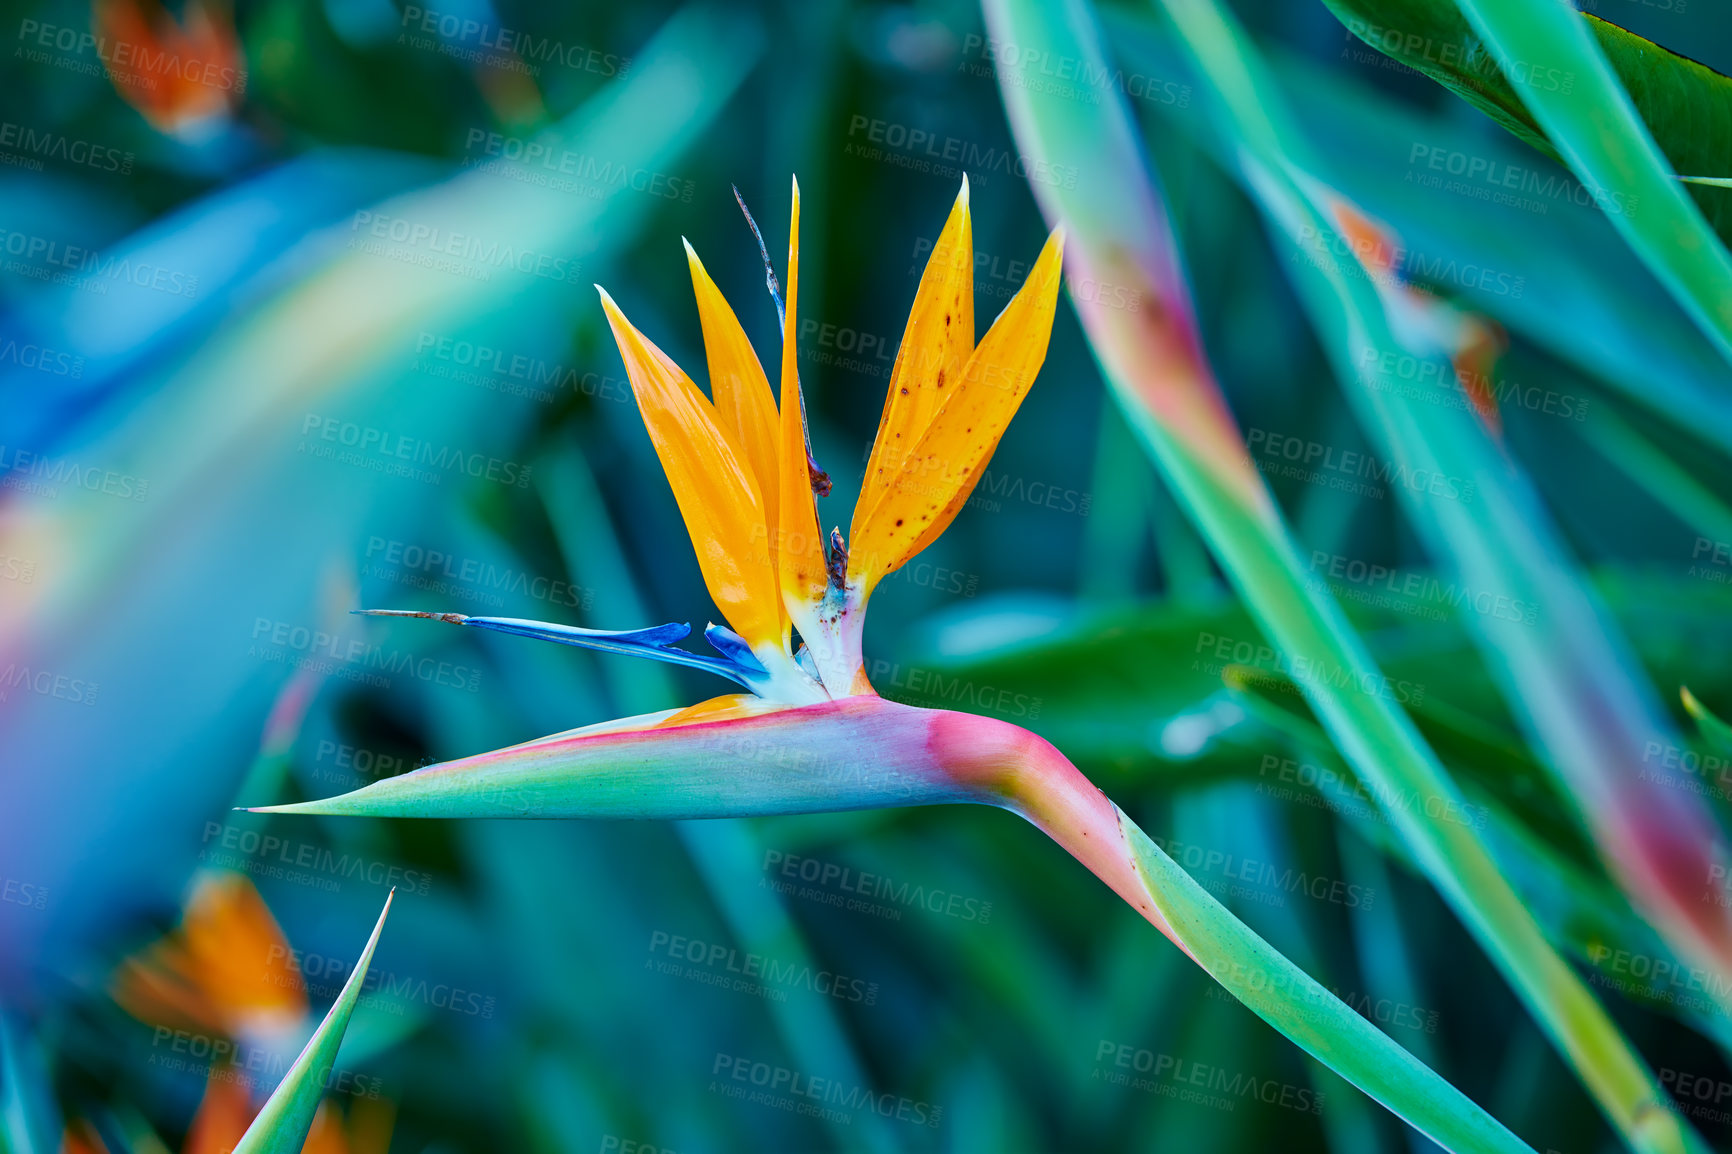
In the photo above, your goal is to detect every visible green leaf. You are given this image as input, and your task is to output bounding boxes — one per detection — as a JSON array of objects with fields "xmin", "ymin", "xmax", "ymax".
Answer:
[
  {"xmin": 1100, "ymin": 6, "xmax": 1732, "ymax": 456},
  {"xmin": 233, "ymin": 891, "xmax": 394, "ymax": 1154},
  {"xmin": 250, "ymin": 700, "xmax": 975, "ymax": 819},
  {"xmin": 1325, "ymin": 0, "xmax": 1732, "ymax": 361},
  {"xmin": 1121, "ymin": 817, "xmax": 1532, "ymax": 1153},
  {"xmin": 1682, "ymin": 686, "xmax": 1732, "ymax": 754},
  {"xmin": 1177, "ymin": 0, "xmax": 1732, "ymax": 1023},
  {"xmin": 1323, "ymin": 1, "xmax": 1732, "ymax": 245},
  {"xmin": 982, "ymin": 0, "xmax": 1711, "ymax": 1148}
]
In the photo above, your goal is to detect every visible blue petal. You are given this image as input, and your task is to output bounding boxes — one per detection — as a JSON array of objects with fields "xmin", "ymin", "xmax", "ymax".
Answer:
[
  {"xmin": 703, "ymin": 623, "xmax": 767, "ymax": 674},
  {"xmin": 352, "ymin": 610, "xmax": 756, "ymax": 687}
]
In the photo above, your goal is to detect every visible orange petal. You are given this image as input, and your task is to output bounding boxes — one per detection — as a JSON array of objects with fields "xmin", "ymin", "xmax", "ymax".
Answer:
[
  {"xmin": 91, "ymin": 0, "xmax": 239, "ymax": 134},
  {"xmin": 775, "ymin": 176, "xmax": 830, "ymax": 615},
  {"xmin": 1328, "ymin": 197, "xmax": 1506, "ymax": 436},
  {"xmin": 857, "ymin": 178, "xmax": 974, "ymax": 521},
  {"xmin": 654, "ymin": 693, "xmax": 789, "ymax": 728},
  {"xmin": 183, "ymin": 1070, "xmax": 253, "ymax": 1154},
  {"xmin": 848, "ymin": 227, "xmax": 1065, "ymax": 589},
  {"xmin": 112, "ymin": 871, "xmax": 306, "ymax": 1036},
  {"xmin": 179, "ymin": 872, "xmax": 307, "ymax": 1025},
  {"xmin": 598, "ymin": 288, "xmax": 783, "ymax": 649},
  {"xmin": 59, "ymin": 1120, "xmax": 110, "ymax": 1154},
  {"xmin": 684, "ymin": 239, "xmax": 788, "ymax": 641},
  {"xmin": 344, "ymin": 1097, "xmax": 399, "ymax": 1154},
  {"xmin": 304, "ymin": 1100, "xmax": 352, "ymax": 1154}
]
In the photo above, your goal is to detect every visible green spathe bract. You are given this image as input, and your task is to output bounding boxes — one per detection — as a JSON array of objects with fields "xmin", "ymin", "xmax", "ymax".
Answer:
[
  {"xmin": 233, "ymin": 891, "xmax": 393, "ymax": 1154},
  {"xmin": 254, "ymin": 698, "xmax": 974, "ymax": 820},
  {"xmin": 264, "ymin": 694, "xmax": 1532, "ymax": 1152}
]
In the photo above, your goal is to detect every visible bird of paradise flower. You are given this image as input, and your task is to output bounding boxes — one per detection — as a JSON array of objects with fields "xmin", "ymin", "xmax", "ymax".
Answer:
[{"xmin": 247, "ymin": 177, "xmax": 1539, "ymax": 1151}]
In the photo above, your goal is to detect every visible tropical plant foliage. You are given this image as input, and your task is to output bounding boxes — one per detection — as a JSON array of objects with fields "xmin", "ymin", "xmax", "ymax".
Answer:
[{"xmin": 2, "ymin": 0, "xmax": 1731, "ymax": 1151}]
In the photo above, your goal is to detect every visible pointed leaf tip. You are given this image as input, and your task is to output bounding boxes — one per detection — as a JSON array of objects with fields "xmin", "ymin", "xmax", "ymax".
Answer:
[{"xmin": 231, "ymin": 891, "xmax": 393, "ymax": 1153}]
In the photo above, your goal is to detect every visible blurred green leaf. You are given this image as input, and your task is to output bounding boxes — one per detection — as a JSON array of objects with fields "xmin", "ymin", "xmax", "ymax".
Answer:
[
  {"xmin": 1327, "ymin": 0, "xmax": 1732, "ymax": 361},
  {"xmin": 1121, "ymin": 817, "xmax": 1533, "ymax": 1153},
  {"xmin": 1322, "ymin": 1, "xmax": 1732, "ymax": 246},
  {"xmin": 985, "ymin": 0, "xmax": 1715, "ymax": 1146},
  {"xmin": 234, "ymin": 891, "xmax": 393, "ymax": 1154},
  {"xmin": 1683, "ymin": 686, "xmax": 1732, "ymax": 754},
  {"xmin": 1101, "ymin": 7, "xmax": 1732, "ymax": 455}
]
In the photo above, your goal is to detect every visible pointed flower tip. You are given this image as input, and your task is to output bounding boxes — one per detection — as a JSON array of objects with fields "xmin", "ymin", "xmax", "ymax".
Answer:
[{"xmin": 354, "ymin": 609, "xmax": 467, "ymax": 624}]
